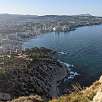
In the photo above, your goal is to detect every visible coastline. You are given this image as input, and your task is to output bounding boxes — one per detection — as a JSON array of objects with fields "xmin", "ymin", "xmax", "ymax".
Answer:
[
  {"xmin": 0, "ymin": 23, "xmax": 101, "ymax": 55},
  {"xmin": 22, "ymin": 23, "xmax": 102, "ymax": 48}
]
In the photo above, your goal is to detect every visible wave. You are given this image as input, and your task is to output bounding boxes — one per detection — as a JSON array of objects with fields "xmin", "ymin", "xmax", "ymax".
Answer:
[
  {"xmin": 58, "ymin": 60, "xmax": 80, "ymax": 82},
  {"xmin": 58, "ymin": 51, "xmax": 68, "ymax": 55}
]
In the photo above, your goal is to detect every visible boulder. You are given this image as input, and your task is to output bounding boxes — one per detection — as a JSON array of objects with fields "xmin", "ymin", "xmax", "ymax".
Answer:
[
  {"xmin": 0, "ymin": 92, "xmax": 11, "ymax": 101},
  {"xmin": 99, "ymin": 76, "xmax": 102, "ymax": 83},
  {"xmin": 93, "ymin": 91, "xmax": 102, "ymax": 102}
]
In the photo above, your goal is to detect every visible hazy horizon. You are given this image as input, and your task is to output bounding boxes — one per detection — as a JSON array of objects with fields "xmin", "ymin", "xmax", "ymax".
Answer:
[
  {"xmin": 0, "ymin": 0, "xmax": 102, "ymax": 16},
  {"xmin": 0, "ymin": 13, "xmax": 96, "ymax": 16}
]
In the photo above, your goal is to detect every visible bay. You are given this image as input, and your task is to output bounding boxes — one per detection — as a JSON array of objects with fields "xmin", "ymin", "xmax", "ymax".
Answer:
[{"xmin": 23, "ymin": 25, "xmax": 102, "ymax": 85}]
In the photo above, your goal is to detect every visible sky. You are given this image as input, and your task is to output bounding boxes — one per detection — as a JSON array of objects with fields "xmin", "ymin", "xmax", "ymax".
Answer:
[{"xmin": 0, "ymin": 0, "xmax": 102, "ymax": 16}]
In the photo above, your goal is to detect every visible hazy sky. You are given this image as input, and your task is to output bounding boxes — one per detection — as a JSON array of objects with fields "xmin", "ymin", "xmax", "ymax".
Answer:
[{"xmin": 0, "ymin": 0, "xmax": 102, "ymax": 16}]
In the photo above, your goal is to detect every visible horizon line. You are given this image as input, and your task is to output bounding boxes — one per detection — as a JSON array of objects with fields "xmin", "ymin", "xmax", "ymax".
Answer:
[
  {"xmin": 0, "ymin": 13, "xmax": 101, "ymax": 17},
  {"xmin": 0, "ymin": 13, "xmax": 95, "ymax": 16}
]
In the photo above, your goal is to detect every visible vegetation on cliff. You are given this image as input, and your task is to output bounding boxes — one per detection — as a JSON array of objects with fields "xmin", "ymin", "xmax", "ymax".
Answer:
[{"xmin": 0, "ymin": 47, "xmax": 67, "ymax": 101}]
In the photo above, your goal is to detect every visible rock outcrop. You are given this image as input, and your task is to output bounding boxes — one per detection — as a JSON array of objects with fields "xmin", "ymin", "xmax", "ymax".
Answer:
[
  {"xmin": 0, "ymin": 93, "xmax": 11, "ymax": 101},
  {"xmin": 92, "ymin": 91, "xmax": 102, "ymax": 102},
  {"xmin": 91, "ymin": 76, "xmax": 102, "ymax": 102}
]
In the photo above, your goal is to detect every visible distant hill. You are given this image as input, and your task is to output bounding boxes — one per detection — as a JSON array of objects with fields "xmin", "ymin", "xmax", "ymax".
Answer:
[{"xmin": 78, "ymin": 14, "xmax": 93, "ymax": 16}]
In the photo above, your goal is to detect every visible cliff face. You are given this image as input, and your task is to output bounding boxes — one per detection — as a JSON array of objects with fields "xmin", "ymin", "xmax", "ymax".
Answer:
[{"xmin": 0, "ymin": 48, "xmax": 67, "ymax": 101}]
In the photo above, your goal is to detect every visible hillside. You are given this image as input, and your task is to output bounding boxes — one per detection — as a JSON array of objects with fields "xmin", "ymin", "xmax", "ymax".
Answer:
[
  {"xmin": 1, "ymin": 47, "xmax": 102, "ymax": 102},
  {"xmin": 0, "ymin": 47, "xmax": 68, "ymax": 101}
]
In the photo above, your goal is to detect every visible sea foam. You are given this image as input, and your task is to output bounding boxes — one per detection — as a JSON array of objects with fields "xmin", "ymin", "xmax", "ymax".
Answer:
[{"xmin": 58, "ymin": 60, "xmax": 79, "ymax": 81}]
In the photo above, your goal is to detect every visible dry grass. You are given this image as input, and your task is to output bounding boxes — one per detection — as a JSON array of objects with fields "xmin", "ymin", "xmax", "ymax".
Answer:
[
  {"xmin": 83, "ymin": 81, "xmax": 101, "ymax": 98},
  {"xmin": 49, "ymin": 92, "xmax": 90, "ymax": 102},
  {"xmin": 10, "ymin": 95, "xmax": 44, "ymax": 102},
  {"xmin": 49, "ymin": 81, "xmax": 102, "ymax": 102}
]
